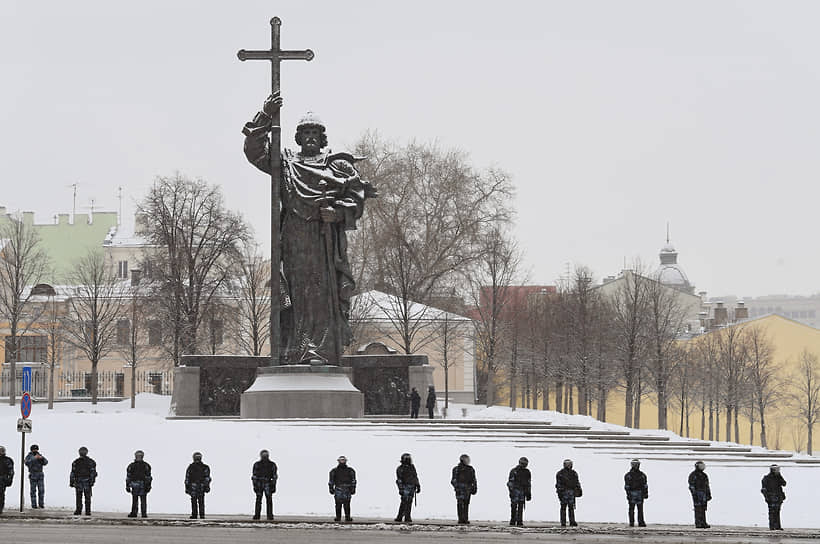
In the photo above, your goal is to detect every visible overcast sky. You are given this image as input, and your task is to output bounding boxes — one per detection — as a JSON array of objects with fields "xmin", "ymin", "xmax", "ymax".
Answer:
[{"xmin": 2, "ymin": 1, "xmax": 819, "ymax": 298}]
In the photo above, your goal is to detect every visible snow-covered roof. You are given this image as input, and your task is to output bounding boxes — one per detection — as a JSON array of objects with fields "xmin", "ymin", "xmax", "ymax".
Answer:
[
  {"xmin": 103, "ymin": 223, "xmax": 148, "ymax": 247},
  {"xmin": 351, "ymin": 290, "xmax": 471, "ymax": 323}
]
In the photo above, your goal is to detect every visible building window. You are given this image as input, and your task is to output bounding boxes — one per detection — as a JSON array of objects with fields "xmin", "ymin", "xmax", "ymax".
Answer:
[
  {"xmin": 148, "ymin": 320, "xmax": 162, "ymax": 346},
  {"xmin": 5, "ymin": 336, "xmax": 47, "ymax": 363},
  {"xmin": 117, "ymin": 319, "xmax": 131, "ymax": 345},
  {"xmin": 117, "ymin": 260, "xmax": 129, "ymax": 279}
]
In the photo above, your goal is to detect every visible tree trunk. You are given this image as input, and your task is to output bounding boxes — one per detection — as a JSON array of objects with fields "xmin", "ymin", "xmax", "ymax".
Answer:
[
  {"xmin": 808, "ymin": 423, "xmax": 813, "ymax": 456},
  {"xmin": 759, "ymin": 406, "xmax": 768, "ymax": 449},
  {"xmin": 715, "ymin": 409, "xmax": 720, "ymax": 442},
  {"xmin": 624, "ymin": 377, "xmax": 634, "ymax": 428},
  {"xmin": 131, "ymin": 364, "xmax": 136, "ymax": 409},
  {"xmin": 486, "ymin": 369, "xmax": 496, "ymax": 407},
  {"xmin": 554, "ymin": 379, "xmax": 562, "ymax": 413},
  {"xmin": 700, "ymin": 405, "xmax": 705, "ymax": 440},
  {"xmin": 91, "ymin": 361, "xmax": 99, "ymax": 405},
  {"xmin": 725, "ymin": 406, "xmax": 732, "ymax": 442},
  {"xmin": 48, "ymin": 363, "xmax": 55, "ymax": 410},
  {"xmin": 734, "ymin": 409, "xmax": 740, "ymax": 443},
  {"xmin": 634, "ymin": 384, "xmax": 642, "ymax": 429}
]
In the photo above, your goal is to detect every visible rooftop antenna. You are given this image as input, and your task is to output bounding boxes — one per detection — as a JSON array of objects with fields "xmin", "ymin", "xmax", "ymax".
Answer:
[
  {"xmin": 117, "ymin": 186, "xmax": 123, "ymax": 226},
  {"xmin": 67, "ymin": 182, "xmax": 78, "ymax": 224},
  {"xmin": 666, "ymin": 221, "xmax": 670, "ymax": 244},
  {"xmin": 80, "ymin": 198, "xmax": 96, "ymax": 225}
]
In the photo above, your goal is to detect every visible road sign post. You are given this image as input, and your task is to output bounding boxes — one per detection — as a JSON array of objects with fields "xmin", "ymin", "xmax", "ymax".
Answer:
[{"xmin": 20, "ymin": 367, "xmax": 32, "ymax": 512}]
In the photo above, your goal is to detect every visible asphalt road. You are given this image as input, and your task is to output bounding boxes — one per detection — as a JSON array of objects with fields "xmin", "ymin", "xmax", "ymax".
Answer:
[{"xmin": 0, "ymin": 522, "xmax": 816, "ymax": 544}]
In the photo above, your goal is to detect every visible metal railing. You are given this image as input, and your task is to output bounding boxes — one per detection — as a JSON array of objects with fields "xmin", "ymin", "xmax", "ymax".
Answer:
[{"xmin": 0, "ymin": 367, "xmax": 173, "ymax": 399}]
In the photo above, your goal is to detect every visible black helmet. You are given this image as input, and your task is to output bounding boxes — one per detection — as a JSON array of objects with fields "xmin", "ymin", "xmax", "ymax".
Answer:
[
  {"xmin": 459, "ymin": 454, "xmax": 470, "ymax": 465},
  {"xmin": 337, "ymin": 455, "xmax": 347, "ymax": 464},
  {"xmin": 630, "ymin": 459, "xmax": 640, "ymax": 468},
  {"xmin": 134, "ymin": 450, "xmax": 145, "ymax": 460},
  {"xmin": 193, "ymin": 451, "xmax": 203, "ymax": 461},
  {"xmin": 79, "ymin": 446, "xmax": 88, "ymax": 456},
  {"xmin": 260, "ymin": 450, "xmax": 270, "ymax": 459},
  {"xmin": 30, "ymin": 444, "xmax": 39, "ymax": 452},
  {"xmin": 518, "ymin": 457, "xmax": 529, "ymax": 467},
  {"xmin": 563, "ymin": 459, "xmax": 573, "ymax": 469},
  {"xmin": 695, "ymin": 460, "xmax": 705, "ymax": 470},
  {"xmin": 401, "ymin": 453, "xmax": 412, "ymax": 464}
]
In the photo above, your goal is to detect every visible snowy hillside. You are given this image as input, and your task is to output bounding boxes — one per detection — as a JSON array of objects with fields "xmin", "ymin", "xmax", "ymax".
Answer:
[{"xmin": 0, "ymin": 395, "xmax": 818, "ymax": 529}]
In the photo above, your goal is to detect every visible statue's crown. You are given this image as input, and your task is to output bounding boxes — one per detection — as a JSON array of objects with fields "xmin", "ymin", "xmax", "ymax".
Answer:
[{"xmin": 297, "ymin": 111, "xmax": 325, "ymax": 131}]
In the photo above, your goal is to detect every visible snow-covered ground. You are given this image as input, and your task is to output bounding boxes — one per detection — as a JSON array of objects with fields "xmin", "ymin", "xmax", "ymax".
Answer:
[{"xmin": 1, "ymin": 395, "xmax": 818, "ymax": 529}]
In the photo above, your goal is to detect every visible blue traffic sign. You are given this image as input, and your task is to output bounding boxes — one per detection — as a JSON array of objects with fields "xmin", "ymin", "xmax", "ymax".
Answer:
[
  {"xmin": 20, "ymin": 392, "xmax": 32, "ymax": 419},
  {"xmin": 21, "ymin": 366, "xmax": 32, "ymax": 393}
]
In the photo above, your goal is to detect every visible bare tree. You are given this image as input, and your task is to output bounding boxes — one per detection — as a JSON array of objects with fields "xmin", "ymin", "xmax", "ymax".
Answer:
[
  {"xmin": 138, "ymin": 174, "xmax": 249, "ymax": 364},
  {"xmin": 716, "ymin": 325, "xmax": 748, "ymax": 443},
  {"xmin": 608, "ymin": 266, "xmax": 649, "ymax": 427},
  {"xmin": 433, "ymin": 309, "xmax": 470, "ymax": 413},
  {"xmin": 0, "ymin": 215, "xmax": 48, "ymax": 405},
  {"xmin": 469, "ymin": 229, "xmax": 521, "ymax": 407},
  {"xmin": 351, "ymin": 137, "xmax": 513, "ymax": 355},
  {"xmin": 791, "ymin": 349, "xmax": 820, "ymax": 455},
  {"xmin": 744, "ymin": 325, "xmax": 780, "ymax": 448},
  {"xmin": 644, "ymin": 275, "xmax": 687, "ymax": 430},
  {"xmin": 61, "ymin": 250, "xmax": 124, "ymax": 404},
  {"xmin": 116, "ymin": 281, "xmax": 153, "ymax": 409},
  {"xmin": 234, "ymin": 246, "xmax": 271, "ymax": 357}
]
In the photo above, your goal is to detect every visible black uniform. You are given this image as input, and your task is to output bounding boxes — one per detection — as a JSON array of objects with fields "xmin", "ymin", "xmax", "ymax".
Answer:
[
  {"xmin": 329, "ymin": 463, "xmax": 356, "ymax": 522},
  {"xmin": 0, "ymin": 453, "xmax": 13, "ymax": 515},
  {"xmin": 425, "ymin": 388, "xmax": 436, "ymax": 419},
  {"xmin": 688, "ymin": 467, "xmax": 711, "ymax": 528},
  {"xmin": 624, "ymin": 467, "xmax": 648, "ymax": 527},
  {"xmin": 126, "ymin": 460, "xmax": 152, "ymax": 517},
  {"xmin": 185, "ymin": 460, "xmax": 211, "ymax": 519},
  {"xmin": 395, "ymin": 459, "xmax": 420, "ymax": 522},
  {"xmin": 410, "ymin": 389, "xmax": 421, "ymax": 419},
  {"xmin": 451, "ymin": 462, "xmax": 477, "ymax": 524},
  {"xmin": 555, "ymin": 467, "xmax": 582, "ymax": 526},
  {"xmin": 761, "ymin": 470, "xmax": 786, "ymax": 530},
  {"xmin": 252, "ymin": 458, "xmax": 278, "ymax": 520},
  {"xmin": 507, "ymin": 465, "xmax": 531, "ymax": 526},
  {"xmin": 70, "ymin": 454, "xmax": 97, "ymax": 515}
]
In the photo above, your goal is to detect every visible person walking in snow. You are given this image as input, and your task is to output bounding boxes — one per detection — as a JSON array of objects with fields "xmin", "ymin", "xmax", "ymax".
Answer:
[
  {"xmin": 624, "ymin": 458, "xmax": 648, "ymax": 527},
  {"xmin": 451, "ymin": 454, "xmax": 477, "ymax": 524},
  {"xmin": 185, "ymin": 452, "xmax": 211, "ymax": 519},
  {"xmin": 251, "ymin": 449, "xmax": 278, "ymax": 520},
  {"xmin": 69, "ymin": 446, "xmax": 97, "ymax": 516},
  {"xmin": 329, "ymin": 455, "xmax": 356, "ymax": 522},
  {"xmin": 0, "ymin": 446, "xmax": 13, "ymax": 515},
  {"xmin": 126, "ymin": 450, "xmax": 152, "ymax": 518},
  {"xmin": 761, "ymin": 464, "xmax": 786, "ymax": 531},
  {"xmin": 556, "ymin": 458, "xmax": 582, "ymax": 527},
  {"xmin": 409, "ymin": 388, "xmax": 421, "ymax": 419},
  {"xmin": 24, "ymin": 444, "xmax": 48, "ymax": 509},
  {"xmin": 507, "ymin": 457, "xmax": 531, "ymax": 527},
  {"xmin": 688, "ymin": 460, "xmax": 711, "ymax": 528},
  {"xmin": 395, "ymin": 453, "xmax": 420, "ymax": 523}
]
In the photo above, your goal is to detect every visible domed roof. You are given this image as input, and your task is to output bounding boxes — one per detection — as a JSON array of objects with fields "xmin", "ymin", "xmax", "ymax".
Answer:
[{"xmin": 657, "ymin": 265, "xmax": 690, "ymax": 286}]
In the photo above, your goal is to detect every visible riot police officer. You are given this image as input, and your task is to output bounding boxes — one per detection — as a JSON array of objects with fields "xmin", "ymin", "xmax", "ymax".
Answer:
[
  {"xmin": 395, "ymin": 453, "xmax": 420, "ymax": 523},
  {"xmin": 329, "ymin": 455, "xmax": 356, "ymax": 522},
  {"xmin": 624, "ymin": 458, "xmax": 648, "ymax": 527},
  {"xmin": 24, "ymin": 444, "xmax": 48, "ymax": 509},
  {"xmin": 761, "ymin": 464, "xmax": 786, "ymax": 530},
  {"xmin": 0, "ymin": 446, "xmax": 13, "ymax": 515},
  {"xmin": 451, "ymin": 454, "xmax": 477, "ymax": 524},
  {"xmin": 507, "ymin": 457, "xmax": 531, "ymax": 527},
  {"xmin": 185, "ymin": 452, "xmax": 211, "ymax": 519},
  {"xmin": 126, "ymin": 450, "xmax": 152, "ymax": 518},
  {"xmin": 555, "ymin": 459, "xmax": 582, "ymax": 527},
  {"xmin": 251, "ymin": 450, "xmax": 278, "ymax": 520},
  {"xmin": 688, "ymin": 460, "xmax": 711, "ymax": 528},
  {"xmin": 70, "ymin": 446, "xmax": 97, "ymax": 516}
]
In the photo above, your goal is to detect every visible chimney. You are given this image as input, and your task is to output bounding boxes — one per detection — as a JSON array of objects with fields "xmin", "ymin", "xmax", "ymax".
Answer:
[
  {"xmin": 130, "ymin": 269, "xmax": 142, "ymax": 287},
  {"xmin": 735, "ymin": 300, "xmax": 749, "ymax": 321},
  {"xmin": 713, "ymin": 301, "xmax": 728, "ymax": 327}
]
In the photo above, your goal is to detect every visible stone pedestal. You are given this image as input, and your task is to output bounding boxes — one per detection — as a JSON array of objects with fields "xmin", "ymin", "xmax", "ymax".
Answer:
[
  {"xmin": 240, "ymin": 365, "xmax": 363, "ymax": 419},
  {"xmin": 409, "ymin": 364, "xmax": 435, "ymax": 399},
  {"xmin": 170, "ymin": 366, "xmax": 200, "ymax": 416}
]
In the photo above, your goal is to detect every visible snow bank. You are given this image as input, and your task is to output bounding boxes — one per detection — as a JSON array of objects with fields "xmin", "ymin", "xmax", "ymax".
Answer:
[{"xmin": 0, "ymin": 396, "xmax": 817, "ymax": 529}]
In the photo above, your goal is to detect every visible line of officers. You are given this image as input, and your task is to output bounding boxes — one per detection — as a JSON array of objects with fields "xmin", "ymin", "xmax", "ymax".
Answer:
[{"xmin": 0, "ymin": 445, "xmax": 788, "ymax": 530}]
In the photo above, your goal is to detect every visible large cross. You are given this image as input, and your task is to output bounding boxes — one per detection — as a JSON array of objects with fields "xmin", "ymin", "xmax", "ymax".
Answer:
[{"xmin": 238, "ymin": 17, "xmax": 314, "ymax": 366}]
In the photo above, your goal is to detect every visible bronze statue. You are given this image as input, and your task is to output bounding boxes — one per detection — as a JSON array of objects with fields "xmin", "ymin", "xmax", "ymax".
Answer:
[{"xmin": 242, "ymin": 92, "xmax": 376, "ymax": 364}]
